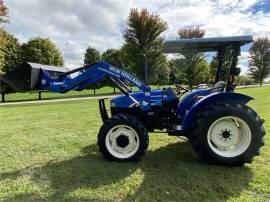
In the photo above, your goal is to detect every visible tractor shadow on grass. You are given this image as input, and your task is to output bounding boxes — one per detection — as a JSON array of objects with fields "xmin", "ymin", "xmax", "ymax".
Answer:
[{"xmin": 0, "ymin": 141, "xmax": 253, "ymax": 201}]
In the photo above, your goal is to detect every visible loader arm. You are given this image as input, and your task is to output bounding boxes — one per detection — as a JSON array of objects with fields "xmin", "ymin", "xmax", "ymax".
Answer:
[{"xmin": 41, "ymin": 61, "xmax": 150, "ymax": 96}]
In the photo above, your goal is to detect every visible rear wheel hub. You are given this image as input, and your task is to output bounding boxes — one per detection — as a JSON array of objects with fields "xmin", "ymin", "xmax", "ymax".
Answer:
[
  {"xmin": 221, "ymin": 130, "xmax": 231, "ymax": 139},
  {"xmin": 207, "ymin": 116, "xmax": 252, "ymax": 158}
]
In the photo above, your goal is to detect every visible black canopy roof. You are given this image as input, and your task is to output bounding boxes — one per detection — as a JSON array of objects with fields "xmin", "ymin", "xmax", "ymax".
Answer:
[{"xmin": 164, "ymin": 35, "xmax": 253, "ymax": 53}]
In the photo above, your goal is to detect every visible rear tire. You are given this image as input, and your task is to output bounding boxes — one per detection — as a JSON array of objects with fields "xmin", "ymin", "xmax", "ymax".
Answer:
[
  {"xmin": 189, "ymin": 102, "xmax": 265, "ymax": 166},
  {"xmin": 98, "ymin": 114, "xmax": 149, "ymax": 162}
]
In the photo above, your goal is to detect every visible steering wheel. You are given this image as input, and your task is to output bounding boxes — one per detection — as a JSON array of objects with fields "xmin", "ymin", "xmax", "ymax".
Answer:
[{"xmin": 174, "ymin": 84, "xmax": 190, "ymax": 96}]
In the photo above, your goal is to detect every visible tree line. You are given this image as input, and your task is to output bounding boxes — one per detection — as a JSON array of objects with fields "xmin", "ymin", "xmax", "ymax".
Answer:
[
  {"xmin": 83, "ymin": 8, "xmax": 270, "ymax": 88},
  {"xmin": 1, "ymin": 4, "xmax": 269, "ymax": 94}
]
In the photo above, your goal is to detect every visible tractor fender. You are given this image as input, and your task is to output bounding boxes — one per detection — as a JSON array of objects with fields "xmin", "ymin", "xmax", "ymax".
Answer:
[{"xmin": 181, "ymin": 92, "xmax": 254, "ymax": 132}]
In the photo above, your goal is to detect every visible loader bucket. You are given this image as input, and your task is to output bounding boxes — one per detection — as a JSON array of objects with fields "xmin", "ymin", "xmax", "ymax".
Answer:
[{"xmin": 0, "ymin": 62, "xmax": 67, "ymax": 92}]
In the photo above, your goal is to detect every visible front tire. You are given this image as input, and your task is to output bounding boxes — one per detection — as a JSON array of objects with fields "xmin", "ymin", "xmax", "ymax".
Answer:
[
  {"xmin": 98, "ymin": 114, "xmax": 149, "ymax": 162},
  {"xmin": 190, "ymin": 102, "xmax": 265, "ymax": 166}
]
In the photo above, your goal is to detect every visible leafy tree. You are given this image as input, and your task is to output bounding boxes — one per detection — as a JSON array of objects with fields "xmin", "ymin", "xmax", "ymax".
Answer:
[
  {"xmin": 196, "ymin": 59, "xmax": 211, "ymax": 83},
  {"xmin": 172, "ymin": 57, "xmax": 210, "ymax": 87},
  {"xmin": 0, "ymin": 0, "xmax": 8, "ymax": 24},
  {"xmin": 209, "ymin": 58, "xmax": 217, "ymax": 82},
  {"xmin": 123, "ymin": 8, "xmax": 168, "ymax": 84},
  {"xmin": 178, "ymin": 26, "xmax": 205, "ymax": 38},
  {"xmin": 169, "ymin": 70, "xmax": 177, "ymax": 84},
  {"xmin": 248, "ymin": 37, "xmax": 270, "ymax": 86},
  {"xmin": 0, "ymin": 28, "xmax": 21, "ymax": 75},
  {"xmin": 157, "ymin": 65, "xmax": 170, "ymax": 85},
  {"xmin": 101, "ymin": 48, "xmax": 127, "ymax": 92},
  {"xmin": 102, "ymin": 48, "xmax": 126, "ymax": 68},
  {"xmin": 209, "ymin": 49, "xmax": 233, "ymax": 83},
  {"xmin": 0, "ymin": 28, "xmax": 21, "ymax": 94},
  {"xmin": 84, "ymin": 46, "xmax": 101, "ymax": 65},
  {"xmin": 168, "ymin": 59, "xmax": 184, "ymax": 84},
  {"xmin": 21, "ymin": 37, "xmax": 64, "ymax": 66},
  {"xmin": 82, "ymin": 46, "xmax": 101, "ymax": 93},
  {"xmin": 235, "ymin": 76, "xmax": 255, "ymax": 86},
  {"xmin": 173, "ymin": 26, "xmax": 209, "ymax": 88}
]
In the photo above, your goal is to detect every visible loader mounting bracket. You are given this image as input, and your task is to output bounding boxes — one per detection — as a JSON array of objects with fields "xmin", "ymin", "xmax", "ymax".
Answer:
[{"xmin": 99, "ymin": 99, "xmax": 109, "ymax": 122}]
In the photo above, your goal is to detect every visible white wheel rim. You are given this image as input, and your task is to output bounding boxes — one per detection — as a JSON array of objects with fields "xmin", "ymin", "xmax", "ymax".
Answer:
[
  {"xmin": 105, "ymin": 125, "xmax": 140, "ymax": 159},
  {"xmin": 207, "ymin": 116, "xmax": 252, "ymax": 158}
]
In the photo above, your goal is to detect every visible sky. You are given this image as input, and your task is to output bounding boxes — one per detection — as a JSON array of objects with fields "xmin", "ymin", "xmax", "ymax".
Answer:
[{"xmin": 2, "ymin": 0, "xmax": 270, "ymax": 74}]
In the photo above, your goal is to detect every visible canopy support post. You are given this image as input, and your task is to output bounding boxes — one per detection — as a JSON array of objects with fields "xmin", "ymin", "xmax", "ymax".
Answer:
[
  {"xmin": 226, "ymin": 44, "xmax": 240, "ymax": 92},
  {"xmin": 214, "ymin": 48, "xmax": 225, "ymax": 83}
]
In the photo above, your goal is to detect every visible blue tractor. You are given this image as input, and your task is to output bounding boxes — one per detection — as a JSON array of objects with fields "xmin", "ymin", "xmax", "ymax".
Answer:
[{"xmin": 1, "ymin": 36, "xmax": 265, "ymax": 166}]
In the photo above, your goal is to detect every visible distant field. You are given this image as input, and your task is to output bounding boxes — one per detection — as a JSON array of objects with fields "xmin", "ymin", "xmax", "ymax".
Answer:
[
  {"xmin": 2, "ymin": 84, "xmax": 268, "ymax": 103},
  {"xmin": 0, "ymin": 86, "xmax": 269, "ymax": 201}
]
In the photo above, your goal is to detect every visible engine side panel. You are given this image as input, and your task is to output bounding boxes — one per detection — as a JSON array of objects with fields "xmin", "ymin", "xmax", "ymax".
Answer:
[
  {"xmin": 110, "ymin": 87, "xmax": 179, "ymax": 131},
  {"xmin": 110, "ymin": 87, "xmax": 178, "ymax": 109}
]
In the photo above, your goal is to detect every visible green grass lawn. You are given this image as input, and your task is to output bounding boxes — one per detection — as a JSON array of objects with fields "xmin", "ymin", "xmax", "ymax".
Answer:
[{"xmin": 0, "ymin": 86, "xmax": 269, "ymax": 201}]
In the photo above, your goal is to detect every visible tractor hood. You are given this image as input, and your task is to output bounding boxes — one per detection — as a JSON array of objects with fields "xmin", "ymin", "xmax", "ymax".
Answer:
[{"xmin": 111, "ymin": 87, "xmax": 178, "ymax": 108}]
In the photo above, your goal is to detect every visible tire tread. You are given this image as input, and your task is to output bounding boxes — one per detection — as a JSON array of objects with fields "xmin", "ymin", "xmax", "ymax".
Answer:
[
  {"xmin": 97, "ymin": 114, "xmax": 149, "ymax": 162},
  {"xmin": 189, "ymin": 102, "xmax": 265, "ymax": 166}
]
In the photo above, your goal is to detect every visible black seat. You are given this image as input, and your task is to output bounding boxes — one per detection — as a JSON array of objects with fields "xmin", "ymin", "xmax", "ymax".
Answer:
[
  {"xmin": 210, "ymin": 81, "xmax": 226, "ymax": 93},
  {"xmin": 163, "ymin": 87, "xmax": 179, "ymax": 110}
]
